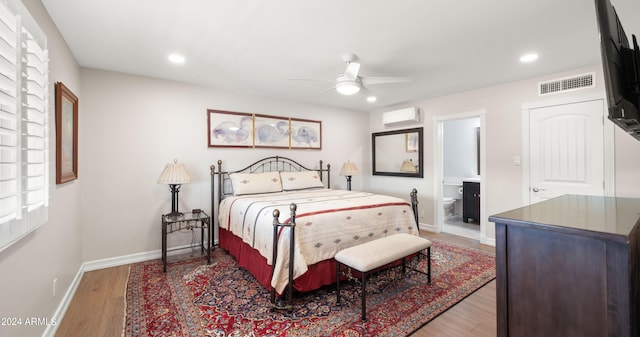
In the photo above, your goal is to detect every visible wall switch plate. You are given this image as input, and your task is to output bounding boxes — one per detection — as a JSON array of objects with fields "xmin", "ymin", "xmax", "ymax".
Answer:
[{"xmin": 513, "ymin": 156, "xmax": 521, "ymax": 166}]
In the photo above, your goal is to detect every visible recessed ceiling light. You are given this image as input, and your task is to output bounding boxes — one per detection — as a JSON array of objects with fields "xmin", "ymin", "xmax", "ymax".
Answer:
[
  {"xmin": 520, "ymin": 53, "xmax": 539, "ymax": 63},
  {"xmin": 367, "ymin": 96, "xmax": 377, "ymax": 103},
  {"xmin": 168, "ymin": 54, "xmax": 185, "ymax": 64}
]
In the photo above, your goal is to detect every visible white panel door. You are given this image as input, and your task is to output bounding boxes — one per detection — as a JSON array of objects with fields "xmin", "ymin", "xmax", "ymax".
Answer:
[{"xmin": 529, "ymin": 99, "xmax": 605, "ymax": 204}]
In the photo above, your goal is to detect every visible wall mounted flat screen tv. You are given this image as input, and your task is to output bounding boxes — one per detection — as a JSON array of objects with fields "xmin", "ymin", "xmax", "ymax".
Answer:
[{"xmin": 595, "ymin": 0, "xmax": 640, "ymax": 140}]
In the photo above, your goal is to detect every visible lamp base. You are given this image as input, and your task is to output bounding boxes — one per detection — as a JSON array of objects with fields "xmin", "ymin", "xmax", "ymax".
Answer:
[
  {"xmin": 166, "ymin": 211, "xmax": 184, "ymax": 220},
  {"xmin": 167, "ymin": 184, "xmax": 183, "ymax": 219}
]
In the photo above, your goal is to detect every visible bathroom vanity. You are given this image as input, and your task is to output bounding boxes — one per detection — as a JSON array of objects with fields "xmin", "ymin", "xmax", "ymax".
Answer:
[
  {"xmin": 489, "ymin": 195, "xmax": 640, "ymax": 337},
  {"xmin": 462, "ymin": 179, "xmax": 480, "ymax": 223}
]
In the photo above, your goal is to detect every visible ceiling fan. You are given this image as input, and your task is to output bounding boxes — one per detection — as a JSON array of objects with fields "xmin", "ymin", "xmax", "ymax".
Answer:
[{"xmin": 292, "ymin": 53, "xmax": 411, "ymax": 97}]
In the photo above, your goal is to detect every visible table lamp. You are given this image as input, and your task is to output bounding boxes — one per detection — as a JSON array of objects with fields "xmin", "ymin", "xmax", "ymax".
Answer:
[
  {"xmin": 157, "ymin": 159, "xmax": 192, "ymax": 217},
  {"xmin": 339, "ymin": 161, "xmax": 359, "ymax": 191}
]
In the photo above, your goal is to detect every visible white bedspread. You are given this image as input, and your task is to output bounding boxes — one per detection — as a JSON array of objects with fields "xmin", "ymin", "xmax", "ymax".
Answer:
[{"xmin": 218, "ymin": 189, "xmax": 418, "ymax": 292}]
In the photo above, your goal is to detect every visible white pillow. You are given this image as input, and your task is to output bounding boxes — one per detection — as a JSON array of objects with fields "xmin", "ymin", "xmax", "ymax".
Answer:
[
  {"xmin": 280, "ymin": 171, "xmax": 324, "ymax": 191},
  {"xmin": 229, "ymin": 172, "xmax": 282, "ymax": 196}
]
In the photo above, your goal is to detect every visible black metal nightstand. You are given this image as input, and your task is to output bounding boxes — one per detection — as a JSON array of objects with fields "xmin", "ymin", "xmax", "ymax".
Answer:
[{"xmin": 161, "ymin": 211, "xmax": 211, "ymax": 272}]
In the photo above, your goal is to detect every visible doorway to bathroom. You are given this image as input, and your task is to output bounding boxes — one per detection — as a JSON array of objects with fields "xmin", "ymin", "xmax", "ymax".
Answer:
[{"xmin": 434, "ymin": 111, "xmax": 486, "ymax": 242}]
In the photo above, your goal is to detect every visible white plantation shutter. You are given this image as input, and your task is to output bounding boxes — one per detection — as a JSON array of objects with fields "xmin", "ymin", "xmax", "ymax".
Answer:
[
  {"xmin": 0, "ymin": 3, "xmax": 18, "ymax": 229},
  {"xmin": 23, "ymin": 32, "xmax": 48, "ymax": 213},
  {"xmin": 0, "ymin": 0, "xmax": 48, "ymax": 253}
]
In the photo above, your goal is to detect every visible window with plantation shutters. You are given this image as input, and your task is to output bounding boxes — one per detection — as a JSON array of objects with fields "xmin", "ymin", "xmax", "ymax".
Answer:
[{"xmin": 0, "ymin": 0, "xmax": 48, "ymax": 253}]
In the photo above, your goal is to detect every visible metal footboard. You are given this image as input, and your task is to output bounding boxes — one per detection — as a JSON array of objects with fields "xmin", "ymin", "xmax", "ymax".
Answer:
[
  {"xmin": 270, "ymin": 203, "xmax": 297, "ymax": 311},
  {"xmin": 410, "ymin": 188, "xmax": 419, "ymax": 232}
]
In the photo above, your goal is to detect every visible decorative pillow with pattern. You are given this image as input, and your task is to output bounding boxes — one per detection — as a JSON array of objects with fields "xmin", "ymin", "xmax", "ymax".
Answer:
[
  {"xmin": 229, "ymin": 172, "xmax": 283, "ymax": 196},
  {"xmin": 280, "ymin": 171, "xmax": 324, "ymax": 191}
]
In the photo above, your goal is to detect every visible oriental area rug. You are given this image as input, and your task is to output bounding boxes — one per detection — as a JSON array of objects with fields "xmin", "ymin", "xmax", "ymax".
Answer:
[{"xmin": 124, "ymin": 239, "xmax": 495, "ymax": 337}]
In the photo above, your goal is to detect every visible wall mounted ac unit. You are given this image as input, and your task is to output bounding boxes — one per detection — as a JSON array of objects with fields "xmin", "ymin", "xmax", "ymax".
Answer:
[{"xmin": 382, "ymin": 107, "xmax": 420, "ymax": 125}]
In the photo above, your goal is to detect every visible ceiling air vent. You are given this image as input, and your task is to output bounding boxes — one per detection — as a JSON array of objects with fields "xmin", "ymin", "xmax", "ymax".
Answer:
[{"xmin": 538, "ymin": 72, "xmax": 595, "ymax": 96}]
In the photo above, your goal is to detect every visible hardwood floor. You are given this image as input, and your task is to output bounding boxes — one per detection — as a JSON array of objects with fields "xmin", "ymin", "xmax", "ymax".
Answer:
[
  {"xmin": 53, "ymin": 264, "xmax": 129, "ymax": 337},
  {"xmin": 54, "ymin": 232, "xmax": 496, "ymax": 337},
  {"xmin": 413, "ymin": 232, "xmax": 496, "ymax": 337}
]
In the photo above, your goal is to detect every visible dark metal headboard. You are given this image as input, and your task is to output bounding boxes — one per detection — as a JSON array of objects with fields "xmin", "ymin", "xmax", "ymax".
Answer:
[{"xmin": 210, "ymin": 156, "xmax": 331, "ymax": 219}]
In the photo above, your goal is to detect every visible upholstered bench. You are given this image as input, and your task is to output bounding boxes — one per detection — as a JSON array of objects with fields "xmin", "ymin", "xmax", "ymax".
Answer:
[{"xmin": 335, "ymin": 233, "xmax": 432, "ymax": 321}]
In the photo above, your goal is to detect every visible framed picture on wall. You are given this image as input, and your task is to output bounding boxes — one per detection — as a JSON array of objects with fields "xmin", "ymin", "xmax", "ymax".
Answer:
[
  {"xmin": 253, "ymin": 114, "xmax": 290, "ymax": 148},
  {"xmin": 406, "ymin": 132, "xmax": 419, "ymax": 153},
  {"xmin": 290, "ymin": 118, "xmax": 321, "ymax": 150},
  {"xmin": 207, "ymin": 109, "xmax": 253, "ymax": 148},
  {"xmin": 55, "ymin": 82, "xmax": 78, "ymax": 184}
]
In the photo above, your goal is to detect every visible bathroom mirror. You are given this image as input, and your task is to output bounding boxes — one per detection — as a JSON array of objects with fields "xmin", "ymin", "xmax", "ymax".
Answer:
[{"xmin": 372, "ymin": 127, "xmax": 423, "ymax": 178}]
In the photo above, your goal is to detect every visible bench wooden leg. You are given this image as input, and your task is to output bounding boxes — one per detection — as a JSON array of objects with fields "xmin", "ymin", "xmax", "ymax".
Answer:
[
  {"xmin": 336, "ymin": 261, "xmax": 341, "ymax": 304},
  {"xmin": 402, "ymin": 257, "xmax": 406, "ymax": 274},
  {"xmin": 361, "ymin": 271, "xmax": 367, "ymax": 321},
  {"xmin": 427, "ymin": 246, "xmax": 431, "ymax": 284}
]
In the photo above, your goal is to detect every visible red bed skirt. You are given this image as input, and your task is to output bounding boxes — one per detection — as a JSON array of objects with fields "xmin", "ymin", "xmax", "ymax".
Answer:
[{"xmin": 218, "ymin": 228, "xmax": 338, "ymax": 294}]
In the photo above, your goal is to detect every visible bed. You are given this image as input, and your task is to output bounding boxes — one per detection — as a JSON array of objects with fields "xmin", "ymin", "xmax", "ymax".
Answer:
[{"xmin": 210, "ymin": 156, "xmax": 419, "ymax": 302}]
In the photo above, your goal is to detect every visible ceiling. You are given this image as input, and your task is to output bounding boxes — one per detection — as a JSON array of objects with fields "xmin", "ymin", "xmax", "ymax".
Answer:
[{"xmin": 41, "ymin": 0, "xmax": 640, "ymax": 112}]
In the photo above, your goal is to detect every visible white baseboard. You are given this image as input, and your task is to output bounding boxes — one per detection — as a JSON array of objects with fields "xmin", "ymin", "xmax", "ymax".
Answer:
[
  {"xmin": 481, "ymin": 236, "xmax": 496, "ymax": 247},
  {"xmin": 42, "ymin": 266, "xmax": 83, "ymax": 337},
  {"xmin": 421, "ymin": 222, "xmax": 496, "ymax": 247},
  {"xmin": 41, "ymin": 241, "xmax": 218, "ymax": 337},
  {"xmin": 418, "ymin": 223, "xmax": 438, "ymax": 232},
  {"xmin": 83, "ymin": 249, "xmax": 159, "ymax": 272},
  {"xmin": 84, "ymin": 242, "xmax": 216, "ymax": 271}
]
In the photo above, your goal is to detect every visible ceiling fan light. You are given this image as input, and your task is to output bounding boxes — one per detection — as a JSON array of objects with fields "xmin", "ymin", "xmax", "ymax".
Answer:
[{"xmin": 336, "ymin": 81, "xmax": 361, "ymax": 95}]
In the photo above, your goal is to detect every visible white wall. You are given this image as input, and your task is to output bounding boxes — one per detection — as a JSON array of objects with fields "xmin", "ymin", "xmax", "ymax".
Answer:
[
  {"xmin": 79, "ymin": 68, "xmax": 370, "ymax": 261},
  {"xmin": 611, "ymin": 125, "xmax": 640, "ymax": 197},
  {"xmin": 369, "ymin": 65, "xmax": 640, "ymax": 241},
  {"xmin": 0, "ymin": 1, "xmax": 82, "ymax": 337}
]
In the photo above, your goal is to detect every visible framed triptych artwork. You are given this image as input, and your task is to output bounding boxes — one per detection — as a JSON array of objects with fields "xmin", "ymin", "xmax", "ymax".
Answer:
[
  {"xmin": 290, "ymin": 118, "xmax": 321, "ymax": 150},
  {"xmin": 207, "ymin": 109, "xmax": 322, "ymax": 150},
  {"xmin": 207, "ymin": 110, "xmax": 253, "ymax": 148},
  {"xmin": 253, "ymin": 114, "xmax": 290, "ymax": 148}
]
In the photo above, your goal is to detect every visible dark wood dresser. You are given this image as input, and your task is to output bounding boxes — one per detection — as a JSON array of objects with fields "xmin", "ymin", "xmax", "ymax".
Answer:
[{"xmin": 489, "ymin": 195, "xmax": 639, "ymax": 337}]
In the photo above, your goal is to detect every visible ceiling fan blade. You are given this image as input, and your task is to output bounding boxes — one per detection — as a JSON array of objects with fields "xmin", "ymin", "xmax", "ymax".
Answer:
[
  {"xmin": 361, "ymin": 76, "xmax": 411, "ymax": 85},
  {"xmin": 288, "ymin": 78, "xmax": 334, "ymax": 83},
  {"xmin": 315, "ymin": 85, "xmax": 336, "ymax": 96},
  {"xmin": 343, "ymin": 61, "xmax": 360, "ymax": 80},
  {"xmin": 358, "ymin": 84, "xmax": 371, "ymax": 94}
]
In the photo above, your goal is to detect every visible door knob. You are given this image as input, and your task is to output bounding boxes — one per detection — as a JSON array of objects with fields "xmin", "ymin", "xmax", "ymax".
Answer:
[{"xmin": 532, "ymin": 187, "xmax": 546, "ymax": 192}]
